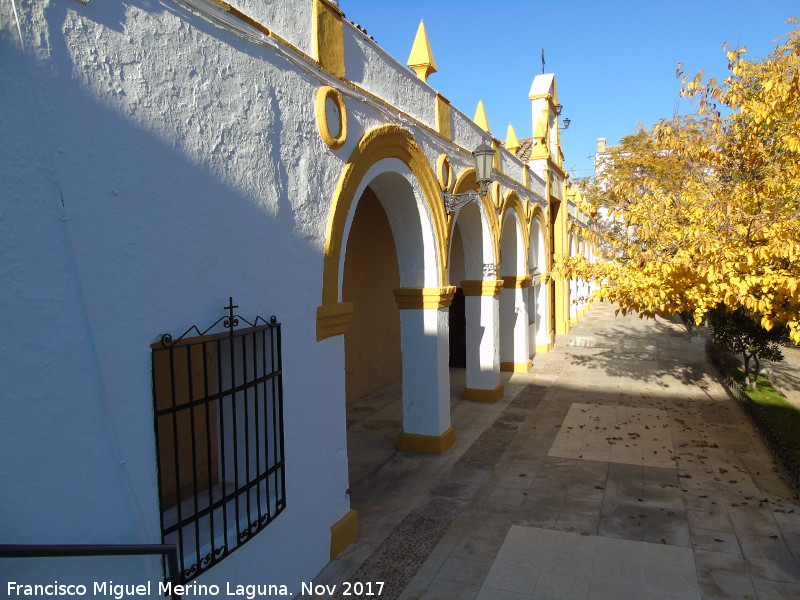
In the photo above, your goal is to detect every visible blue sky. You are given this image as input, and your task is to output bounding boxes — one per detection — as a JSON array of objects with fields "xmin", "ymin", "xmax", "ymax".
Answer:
[{"xmin": 338, "ymin": 0, "xmax": 798, "ymax": 178}]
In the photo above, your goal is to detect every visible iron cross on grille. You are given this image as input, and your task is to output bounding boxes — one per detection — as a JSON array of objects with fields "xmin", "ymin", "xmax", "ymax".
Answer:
[{"xmin": 223, "ymin": 297, "xmax": 239, "ymax": 332}]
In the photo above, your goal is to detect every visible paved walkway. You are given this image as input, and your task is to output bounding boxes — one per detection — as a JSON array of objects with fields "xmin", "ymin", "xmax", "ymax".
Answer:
[
  {"xmin": 314, "ymin": 302, "xmax": 800, "ymax": 600},
  {"xmin": 770, "ymin": 344, "xmax": 800, "ymax": 411}
]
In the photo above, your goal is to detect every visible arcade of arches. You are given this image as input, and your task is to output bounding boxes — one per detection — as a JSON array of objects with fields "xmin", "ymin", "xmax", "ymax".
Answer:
[{"xmin": 318, "ymin": 125, "xmax": 597, "ymax": 468}]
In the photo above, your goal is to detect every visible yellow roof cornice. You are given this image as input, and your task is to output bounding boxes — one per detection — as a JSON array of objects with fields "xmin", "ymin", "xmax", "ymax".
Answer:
[{"xmin": 407, "ymin": 20, "xmax": 437, "ymax": 82}]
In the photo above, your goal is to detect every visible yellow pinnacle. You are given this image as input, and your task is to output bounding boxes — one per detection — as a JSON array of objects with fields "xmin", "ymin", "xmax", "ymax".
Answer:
[
  {"xmin": 474, "ymin": 100, "xmax": 490, "ymax": 133},
  {"xmin": 407, "ymin": 20, "xmax": 437, "ymax": 83},
  {"xmin": 505, "ymin": 123, "xmax": 520, "ymax": 154}
]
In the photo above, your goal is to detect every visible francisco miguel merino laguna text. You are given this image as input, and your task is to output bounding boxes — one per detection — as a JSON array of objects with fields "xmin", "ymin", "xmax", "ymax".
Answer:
[
  {"xmin": 6, "ymin": 581, "xmax": 294, "ymax": 599},
  {"xmin": 7, "ymin": 580, "xmax": 385, "ymax": 598}
]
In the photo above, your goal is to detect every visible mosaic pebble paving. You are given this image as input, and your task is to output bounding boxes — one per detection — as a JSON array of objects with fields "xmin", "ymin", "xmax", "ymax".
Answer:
[{"xmin": 332, "ymin": 384, "xmax": 548, "ymax": 599}]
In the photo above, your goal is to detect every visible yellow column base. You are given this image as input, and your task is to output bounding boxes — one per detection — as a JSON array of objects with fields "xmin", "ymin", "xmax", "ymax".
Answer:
[
  {"xmin": 330, "ymin": 509, "xmax": 358, "ymax": 560},
  {"xmin": 570, "ymin": 317, "xmax": 578, "ymax": 324},
  {"xmin": 396, "ymin": 427, "xmax": 455, "ymax": 455},
  {"xmin": 535, "ymin": 343, "xmax": 553, "ymax": 353},
  {"xmin": 462, "ymin": 384, "xmax": 505, "ymax": 403},
  {"xmin": 500, "ymin": 361, "xmax": 532, "ymax": 373}
]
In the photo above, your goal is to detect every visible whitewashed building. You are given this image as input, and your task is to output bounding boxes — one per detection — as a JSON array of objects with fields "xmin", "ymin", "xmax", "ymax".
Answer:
[{"xmin": 0, "ymin": 0, "xmax": 588, "ymax": 596}]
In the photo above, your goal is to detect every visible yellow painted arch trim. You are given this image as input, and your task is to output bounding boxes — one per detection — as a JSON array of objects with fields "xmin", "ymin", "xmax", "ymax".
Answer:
[
  {"xmin": 321, "ymin": 124, "xmax": 448, "ymax": 309},
  {"xmin": 530, "ymin": 202, "xmax": 546, "ymax": 225}
]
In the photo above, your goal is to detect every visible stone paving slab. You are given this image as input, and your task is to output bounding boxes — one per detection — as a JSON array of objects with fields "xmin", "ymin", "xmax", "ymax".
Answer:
[
  {"xmin": 549, "ymin": 403, "xmax": 675, "ymax": 467},
  {"xmin": 313, "ymin": 302, "xmax": 800, "ymax": 600},
  {"xmin": 477, "ymin": 525, "xmax": 700, "ymax": 600}
]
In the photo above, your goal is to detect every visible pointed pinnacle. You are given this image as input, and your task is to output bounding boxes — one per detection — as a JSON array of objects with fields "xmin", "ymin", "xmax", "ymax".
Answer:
[{"xmin": 407, "ymin": 20, "xmax": 437, "ymax": 83}]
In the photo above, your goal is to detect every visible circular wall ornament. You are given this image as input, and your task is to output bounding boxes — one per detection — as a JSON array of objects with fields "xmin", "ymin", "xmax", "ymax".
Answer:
[
  {"xmin": 436, "ymin": 154, "xmax": 452, "ymax": 192},
  {"xmin": 316, "ymin": 85, "xmax": 347, "ymax": 150}
]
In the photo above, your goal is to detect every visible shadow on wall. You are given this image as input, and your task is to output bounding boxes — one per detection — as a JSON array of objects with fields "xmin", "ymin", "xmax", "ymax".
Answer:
[{"xmin": 3, "ymin": 1, "xmax": 342, "ymax": 589}]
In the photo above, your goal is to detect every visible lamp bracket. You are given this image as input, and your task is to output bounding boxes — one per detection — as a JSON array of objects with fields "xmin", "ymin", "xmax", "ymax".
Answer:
[
  {"xmin": 443, "ymin": 180, "xmax": 490, "ymax": 214},
  {"xmin": 443, "ymin": 191, "xmax": 481, "ymax": 215}
]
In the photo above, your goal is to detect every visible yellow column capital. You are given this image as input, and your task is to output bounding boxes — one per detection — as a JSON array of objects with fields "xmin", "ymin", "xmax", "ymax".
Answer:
[
  {"xmin": 393, "ymin": 286, "xmax": 456, "ymax": 309},
  {"xmin": 461, "ymin": 280, "xmax": 504, "ymax": 297},
  {"xmin": 502, "ymin": 275, "xmax": 533, "ymax": 289},
  {"xmin": 316, "ymin": 302, "xmax": 354, "ymax": 341}
]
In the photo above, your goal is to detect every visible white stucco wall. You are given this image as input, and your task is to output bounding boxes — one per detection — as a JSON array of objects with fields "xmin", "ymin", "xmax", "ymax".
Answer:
[
  {"xmin": 451, "ymin": 104, "xmax": 491, "ymax": 159},
  {"xmin": 529, "ymin": 173, "xmax": 547, "ymax": 199},
  {"xmin": 1, "ymin": 1, "xmax": 348, "ymax": 594},
  {"xmin": 343, "ymin": 21, "xmax": 437, "ymax": 131},
  {"xmin": 233, "ymin": 0, "xmax": 313, "ymax": 56}
]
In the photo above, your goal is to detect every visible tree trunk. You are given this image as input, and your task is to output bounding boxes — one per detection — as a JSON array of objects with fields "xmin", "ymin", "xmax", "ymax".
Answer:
[
  {"xmin": 742, "ymin": 352, "xmax": 751, "ymax": 388},
  {"xmin": 751, "ymin": 355, "xmax": 761, "ymax": 390}
]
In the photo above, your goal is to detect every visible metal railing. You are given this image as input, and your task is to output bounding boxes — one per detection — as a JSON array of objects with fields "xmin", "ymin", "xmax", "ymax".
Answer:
[
  {"xmin": 151, "ymin": 298, "xmax": 286, "ymax": 583},
  {"xmin": 0, "ymin": 544, "xmax": 181, "ymax": 599},
  {"xmin": 706, "ymin": 343, "xmax": 800, "ymax": 490}
]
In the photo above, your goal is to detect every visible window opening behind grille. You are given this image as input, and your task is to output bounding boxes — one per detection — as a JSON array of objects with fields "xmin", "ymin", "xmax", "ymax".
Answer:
[{"xmin": 151, "ymin": 299, "xmax": 285, "ymax": 583}]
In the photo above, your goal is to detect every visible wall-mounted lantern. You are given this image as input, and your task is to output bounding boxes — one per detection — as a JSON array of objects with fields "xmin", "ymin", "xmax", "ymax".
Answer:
[{"xmin": 443, "ymin": 143, "xmax": 496, "ymax": 214}]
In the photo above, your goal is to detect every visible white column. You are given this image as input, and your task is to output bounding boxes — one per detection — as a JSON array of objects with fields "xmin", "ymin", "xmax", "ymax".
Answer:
[
  {"xmin": 461, "ymin": 280, "xmax": 504, "ymax": 402},
  {"xmin": 393, "ymin": 287, "xmax": 455, "ymax": 454},
  {"xmin": 528, "ymin": 285, "xmax": 537, "ymax": 360},
  {"xmin": 570, "ymin": 278, "xmax": 579, "ymax": 321},
  {"xmin": 501, "ymin": 276, "xmax": 532, "ymax": 372},
  {"xmin": 534, "ymin": 277, "xmax": 550, "ymax": 351}
]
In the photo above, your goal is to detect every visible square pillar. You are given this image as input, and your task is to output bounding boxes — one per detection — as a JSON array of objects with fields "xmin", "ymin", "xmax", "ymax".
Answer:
[
  {"xmin": 393, "ymin": 287, "xmax": 456, "ymax": 454},
  {"xmin": 533, "ymin": 278, "xmax": 551, "ymax": 353},
  {"xmin": 500, "ymin": 276, "xmax": 532, "ymax": 372},
  {"xmin": 461, "ymin": 280, "xmax": 504, "ymax": 402}
]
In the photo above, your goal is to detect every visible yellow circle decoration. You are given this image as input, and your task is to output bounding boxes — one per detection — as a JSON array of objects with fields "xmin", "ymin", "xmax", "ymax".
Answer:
[
  {"xmin": 436, "ymin": 154, "xmax": 452, "ymax": 192},
  {"xmin": 316, "ymin": 85, "xmax": 348, "ymax": 150}
]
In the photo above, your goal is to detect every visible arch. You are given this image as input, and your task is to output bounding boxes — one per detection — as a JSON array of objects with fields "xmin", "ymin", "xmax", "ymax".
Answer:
[
  {"xmin": 328, "ymin": 126, "xmax": 455, "ymax": 455},
  {"xmin": 498, "ymin": 190, "xmax": 528, "ymax": 274},
  {"xmin": 528, "ymin": 205, "xmax": 550, "ymax": 353},
  {"xmin": 451, "ymin": 166, "xmax": 499, "ymax": 269},
  {"xmin": 447, "ymin": 199, "xmax": 494, "ymax": 376},
  {"xmin": 448, "ymin": 167, "xmax": 505, "ymax": 398},
  {"xmin": 529, "ymin": 206, "xmax": 547, "ymax": 273},
  {"xmin": 321, "ymin": 124, "xmax": 447, "ymax": 310},
  {"xmin": 499, "ymin": 208, "xmax": 526, "ymax": 277},
  {"xmin": 448, "ymin": 201, "xmax": 493, "ymax": 282},
  {"xmin": 498, "ymin": 204, "xmax": 530, "ymax": 372}
]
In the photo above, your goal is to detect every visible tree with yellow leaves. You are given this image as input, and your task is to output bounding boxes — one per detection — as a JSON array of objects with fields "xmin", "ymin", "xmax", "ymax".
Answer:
[{"xmin": 563, "ymin": 19, "xmax": 800, "ymax": 344}]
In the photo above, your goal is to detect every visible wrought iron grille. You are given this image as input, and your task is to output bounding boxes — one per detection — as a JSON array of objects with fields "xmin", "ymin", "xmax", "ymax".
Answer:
[{"xmin": 151, "ymin": 298, "xmax": 285, "ymax": 583}]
